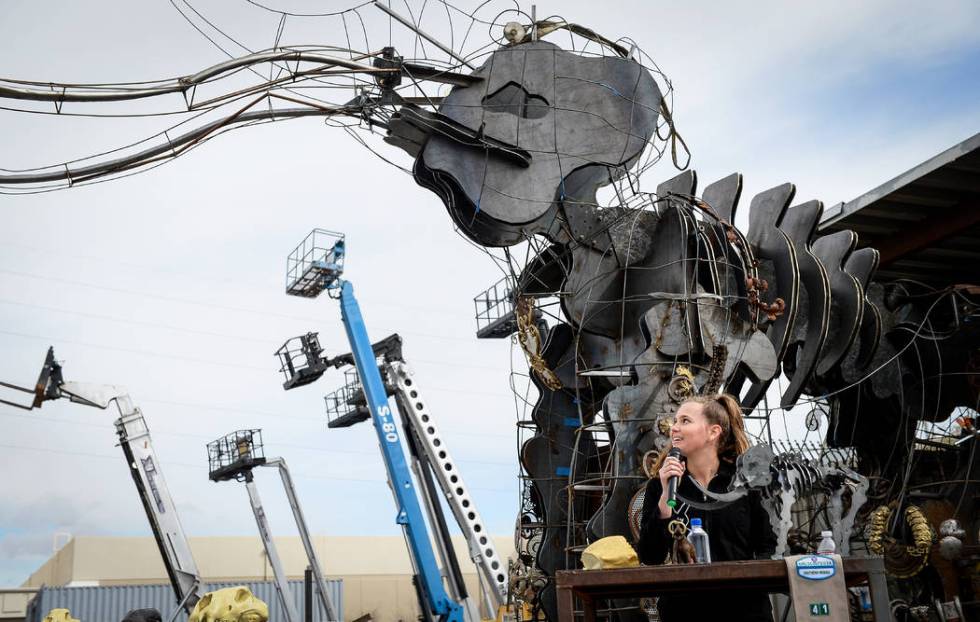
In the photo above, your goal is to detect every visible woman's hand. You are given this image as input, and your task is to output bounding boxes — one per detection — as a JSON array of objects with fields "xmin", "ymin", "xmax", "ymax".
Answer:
[{"xmin": 657, "ymin": 455, "xmax": 686, "ymax": 518}]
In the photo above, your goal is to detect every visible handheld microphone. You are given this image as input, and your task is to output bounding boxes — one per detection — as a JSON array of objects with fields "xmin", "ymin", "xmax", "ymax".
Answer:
[{"xmin": 665, "ymin": 447, "xmax": 684, "ymax": 509}]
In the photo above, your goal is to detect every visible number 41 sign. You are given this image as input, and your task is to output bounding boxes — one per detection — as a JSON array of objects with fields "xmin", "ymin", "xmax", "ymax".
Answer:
[{"xmin": 809, "ymin": 602, "xmax": 830, "ymax": 616}]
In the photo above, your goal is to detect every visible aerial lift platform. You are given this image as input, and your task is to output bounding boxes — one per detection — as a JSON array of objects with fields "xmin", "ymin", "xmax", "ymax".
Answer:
[
  {"xmin": 0, "ymin": 349, "xmax": 204, "ymax": 618},
  {"xmin": 207, "ymin": 429, "xmax": 340, "ymax": 622},
  {"xmin": 276, "ymin": 229, "xmax": 507, "ymax": 622}
]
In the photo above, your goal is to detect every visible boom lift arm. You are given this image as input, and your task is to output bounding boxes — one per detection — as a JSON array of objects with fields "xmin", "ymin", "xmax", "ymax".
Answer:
[
  {"xmin": 322, "ymin": 336, "xmax": 508, "ymax": 615},
  {"xmin": 207, "ymin": 430, "xmax": 340, "ymax": 622},
  {"xmin": 0, "ymin": 348, "xmax": 203, "ymax": 614},
  {"xmin": 342, "ymin": 280, "xmax": 466, "ymax": 622},
  {"xmin": 281, "ymin": 229, "xmax": 465, "ymax": 622}
]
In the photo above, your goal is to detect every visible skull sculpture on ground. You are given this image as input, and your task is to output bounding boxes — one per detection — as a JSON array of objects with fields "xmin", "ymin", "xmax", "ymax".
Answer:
[
  {"xmin": 188, "ymin": 587, "xmax": 268, "ymax": 622},
  {"xmin": 42, "ymin": 610, "xmax": 79, "ymax": 622}
]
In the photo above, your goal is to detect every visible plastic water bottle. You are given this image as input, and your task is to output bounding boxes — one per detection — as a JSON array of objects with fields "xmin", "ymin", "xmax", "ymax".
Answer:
[
  {"xmin": 689, "ymin": 518, "xmax": 712, "ymax": 563},
  {"xmin": 817, "ymin": 530, "xmax": 836, "ymax": 554}
]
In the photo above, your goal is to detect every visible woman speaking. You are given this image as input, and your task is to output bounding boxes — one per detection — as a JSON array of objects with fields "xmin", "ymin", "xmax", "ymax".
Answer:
[{"xmin": 637, "ymin": 394, "xmax": 776, "ymax": 622}]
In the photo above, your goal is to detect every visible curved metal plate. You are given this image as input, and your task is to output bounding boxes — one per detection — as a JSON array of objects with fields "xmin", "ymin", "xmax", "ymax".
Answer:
[
  {"xmin": 419, "ymin": 41, "xmax": 662, "ymax": 247},
  {"xmin": 743, "ymin": 184, "xmax": 799, "ymax": 407},
  {"xmin": 777, "ymin": 200, "xmax": 830, "ymax": 408},
  {"xmin": 811, "ymin": 230, "xmax": 861, "ymax": 376}
]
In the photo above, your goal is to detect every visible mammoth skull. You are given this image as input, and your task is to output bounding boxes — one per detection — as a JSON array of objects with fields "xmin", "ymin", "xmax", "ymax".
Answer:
[
  {"xmin": 42, "ymin": 609, "xmax": 79, "ymax": 622},
  {"xmin": 188, "ymin": 587, "xmax": 269, "ymax": 622}
]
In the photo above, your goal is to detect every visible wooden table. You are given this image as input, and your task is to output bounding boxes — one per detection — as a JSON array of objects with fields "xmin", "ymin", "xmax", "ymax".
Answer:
[{"xmin": 555, "ymin": 557, "xmax": 891, "ymax": 621}]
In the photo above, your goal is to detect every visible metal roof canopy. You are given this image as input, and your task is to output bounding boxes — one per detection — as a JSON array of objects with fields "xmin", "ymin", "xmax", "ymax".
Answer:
[{"xmin": 819, "ymin": 131, "xmax": 980, "ymax": 285}]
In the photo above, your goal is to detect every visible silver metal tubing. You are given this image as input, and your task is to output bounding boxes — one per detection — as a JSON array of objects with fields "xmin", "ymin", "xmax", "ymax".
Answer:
[
  {"xmin": 0, "ymin": 49, "xmax": 380, "ymax": 104},
  {"xmin": 373, "ymin": 1, "xmax": 476, "ymax": 70},
  {"xmin": 0, "ymin": 106, "xmax": 342, "ymax": 185}
]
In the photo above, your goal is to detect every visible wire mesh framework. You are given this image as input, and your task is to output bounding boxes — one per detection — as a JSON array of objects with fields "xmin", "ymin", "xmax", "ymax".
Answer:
[
  {"xmin": 0, "ymin": 1, "xmax": 688, "ymax": 195},
  {"xmin": 207, "ymin": 429, "xmax": 266, "ymax": 482},
  {"xmin": 484, "ymin": 184, "xmax": 980, "ymax": 620},
  {"xmin": 285, "ymin": 229, "xmax": 345, "ymax": 298}
]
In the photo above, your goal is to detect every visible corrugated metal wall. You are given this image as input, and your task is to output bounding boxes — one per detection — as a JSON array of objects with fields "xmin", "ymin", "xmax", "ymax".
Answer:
[{"xmin": 26, "ymin": 579, "xmax": 342, "ymax": 622}]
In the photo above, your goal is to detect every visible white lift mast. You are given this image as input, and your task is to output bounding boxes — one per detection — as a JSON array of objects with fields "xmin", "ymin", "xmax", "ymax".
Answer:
[
  {"xmin": 207, "ymin": 430, "xmax": 340, "ymax": 622},
  {"xmin": 0, "ymin": 348, "xmax": 203, "ymax": 615},
  {"xmin": 389, "ymin": 358, "xmax": 509, "ymax": 612}
]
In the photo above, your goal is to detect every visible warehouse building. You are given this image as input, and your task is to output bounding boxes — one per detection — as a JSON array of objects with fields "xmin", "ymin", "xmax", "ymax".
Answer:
[{"xmin": 0, "ymin": 534, "xmax": 514, "ymax": 622}]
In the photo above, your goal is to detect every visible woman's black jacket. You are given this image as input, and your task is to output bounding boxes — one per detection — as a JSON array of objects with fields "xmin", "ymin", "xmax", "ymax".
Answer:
[{"xmin": 636, "ymin": 461, "xmax": 777, "ymax": 622}]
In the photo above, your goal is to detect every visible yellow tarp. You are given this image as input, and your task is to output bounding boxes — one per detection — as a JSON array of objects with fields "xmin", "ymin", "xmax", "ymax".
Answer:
[{"xmin": 581, "ymin": 535, "xmax": 639, "ymax": 570}]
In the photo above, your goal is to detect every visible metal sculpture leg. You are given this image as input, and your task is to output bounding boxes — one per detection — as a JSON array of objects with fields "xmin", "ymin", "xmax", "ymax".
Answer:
[
  {"xmin": 245, "ymin": 476, "xmax": 300, "ymax": 622},
  {"xmin": 837, "ymin": 475, "xmax": 869, "ymax": 557}
]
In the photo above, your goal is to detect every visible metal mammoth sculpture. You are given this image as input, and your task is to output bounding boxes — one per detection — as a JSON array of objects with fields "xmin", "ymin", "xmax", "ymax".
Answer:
[
  {"xmin": 386, "ymin": 35, "xmax": 978, "ymax": 620},
  {"xmin": 2, "ymin": 9, "xmax": 978, "ymax": 621}
]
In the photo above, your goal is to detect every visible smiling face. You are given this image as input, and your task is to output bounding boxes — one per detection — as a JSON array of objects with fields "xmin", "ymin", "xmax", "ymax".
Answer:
[{"xmin": 670, "ymin": 401, "xmax": 723, "ymax": 457}]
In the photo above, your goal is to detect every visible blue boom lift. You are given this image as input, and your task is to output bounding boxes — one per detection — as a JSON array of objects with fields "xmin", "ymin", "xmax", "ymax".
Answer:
[{"xmin": 282, "ymin": 229, "xmax": 467, "ymax": 622}]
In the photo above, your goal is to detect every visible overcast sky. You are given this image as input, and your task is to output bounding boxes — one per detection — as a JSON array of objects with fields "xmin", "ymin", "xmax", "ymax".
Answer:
[{"xmin": 1, "ymin": 0, "xmax": 979, "ymax": 587}]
